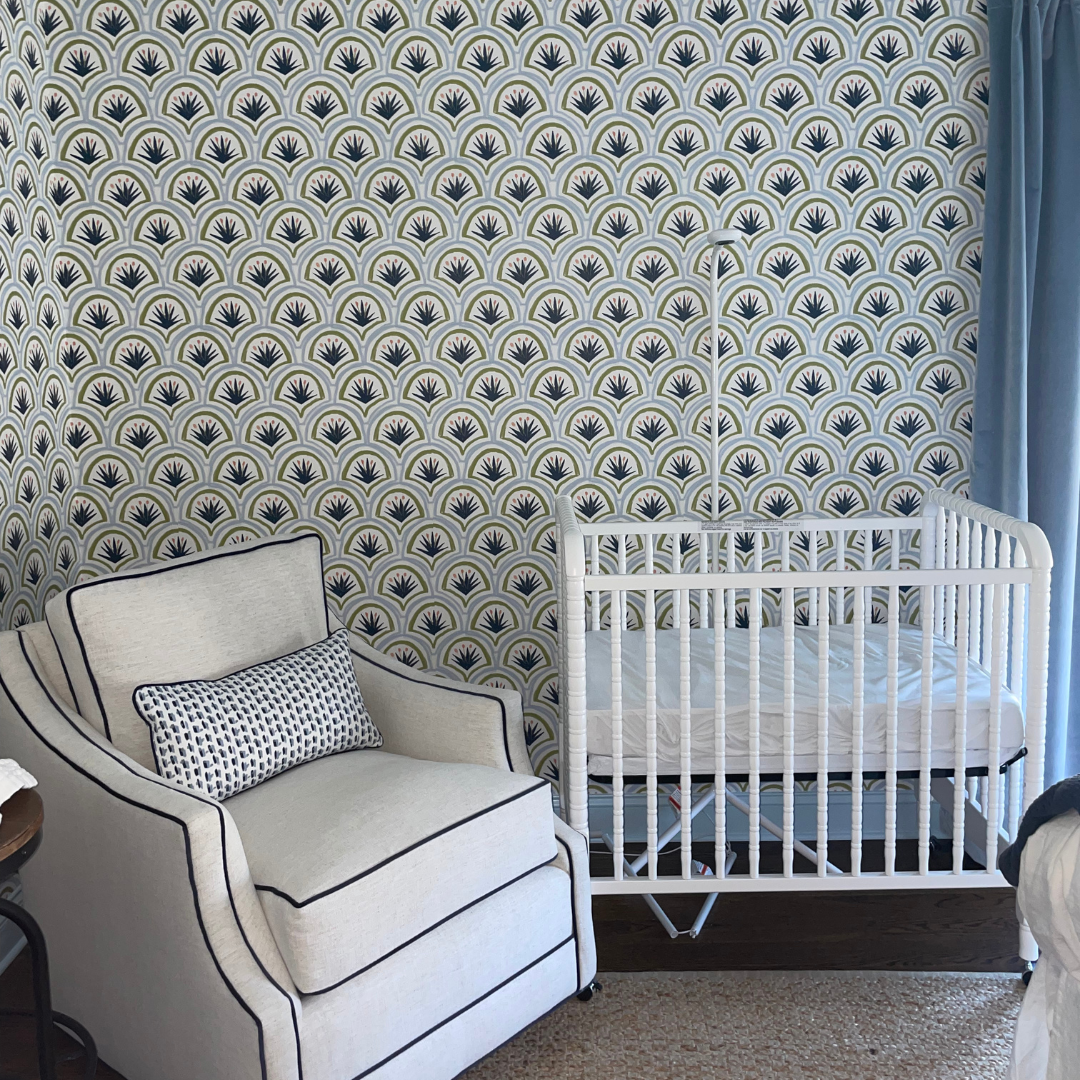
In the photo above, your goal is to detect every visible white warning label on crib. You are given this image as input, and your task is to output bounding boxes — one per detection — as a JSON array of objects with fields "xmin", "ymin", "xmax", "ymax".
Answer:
[{"xmin": 700, "ymin": 518, "xmax": 804, "ymax": 531}]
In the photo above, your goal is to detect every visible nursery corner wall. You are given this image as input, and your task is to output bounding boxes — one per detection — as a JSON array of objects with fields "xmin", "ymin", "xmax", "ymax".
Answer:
[{"xmin": 0, "ymin": 0, "xmax": 986, "ymax": 779}]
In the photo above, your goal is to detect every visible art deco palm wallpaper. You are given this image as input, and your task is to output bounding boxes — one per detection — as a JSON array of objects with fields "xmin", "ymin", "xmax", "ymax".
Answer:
[{"xmin": 0, "ymin": 0, "xmax": 986, "ymax": 779}]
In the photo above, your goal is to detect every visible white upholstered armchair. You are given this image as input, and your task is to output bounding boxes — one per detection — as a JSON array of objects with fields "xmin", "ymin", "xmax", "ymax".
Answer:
[{"xmin": 0, "ymin": 534, "xmax": 596, "ymax": 1080}]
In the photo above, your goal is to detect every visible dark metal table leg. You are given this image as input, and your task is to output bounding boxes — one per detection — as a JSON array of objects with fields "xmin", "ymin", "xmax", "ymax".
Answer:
[{"xmin": 0, "ymin": 896, "xmax": 98, "ymax": 1079}]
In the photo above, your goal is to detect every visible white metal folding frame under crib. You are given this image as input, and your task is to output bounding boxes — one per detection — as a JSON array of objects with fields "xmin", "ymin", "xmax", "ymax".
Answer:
[{"xmin": 554, "ymin": 230, "xmax": 1052, "ymax": 959}]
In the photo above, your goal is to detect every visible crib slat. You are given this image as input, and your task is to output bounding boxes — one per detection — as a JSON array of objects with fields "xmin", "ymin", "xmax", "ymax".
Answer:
[
  {"xmin": 919, "ymin": 524, "xmax": 934, "ymax": 877},
  {"xmin": 749, "ymin": 554, "xmax": 762, "ymax": 879},
  {"xmin": 726, "ymin": 530, "xmax": 736, "ymax": 630},
  {"xmin": 591, "ymin": 534, "xmax": 600, "ymax": 632},
  {"xmin": 885, "ymin": 530, "xmax": 900, "ymax": 876},
  {"xmin": 970, "ymin": 523, "xmax": 983, "ymax": 663},
  {"xmin": 851, "ymin": 544, "xmax": 866, "ymax": 876},
  {"xmin": 714, "ymin": 584, "xmax": 727, "ymax": 877},
  {"xmin": 672, "ymin": 532, "xmax": 682, "ymax": 629},
  {"xmin": 935, "ymin": 505, "xmax": 946, "ymax": 637},
  {"xmin": 986, "ymin": 567, "xmax": 1006, "ymax": 873},
  {"xmin": 836, "ymin": 527, "xmax": 846, "ymax": 629},
  {"xmin": 783, "ymin": 581, "xmax": 795, "ymax": 878},
  {"xmin": 982, "ymin": 525, "xmax": 995, "ymax": 669},
  {"xmin": 953, "ymin": 515, "xmax": 971, "ymax": 874},
  {"xmin": 779, "ymin": 532, "xmax": 794, "ymax": 878},
  {"xmin": 817, "ymin": 581, "xmax": 829, "ymax": 877},
  {"xmin": 680, "ymin": 587, "xmax": 692, "ymax": 879},
  {"xmin": 699, "ymin": 535, "xmax": 709, "ymax": 629},
  {"xmin": 1008, "ymin": 544, "xmax": 1027, "ymax": 837},
  {"xmin": 945, "ymin": 510, "xmax": 958, "ymax": 643},
  {"xmin": 862, "ymin": 526, "xmax": 873, "ymax": 626},
  {"xmin": 610, "ymin": 583, "xmax": 624, "ymax": 882},
  {"xmin": 644, "ymin": 534, "xmax": 658, "ymax": 880},
  {"xmin": 808, "ymin": 528, "xmax": 818, "ymax": 626}
]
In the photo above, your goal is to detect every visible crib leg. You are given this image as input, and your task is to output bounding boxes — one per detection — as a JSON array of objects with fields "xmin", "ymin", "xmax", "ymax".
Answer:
[{"xmin": 1019, "ymin": 918, "xmax": 1039, "ymax": 964}]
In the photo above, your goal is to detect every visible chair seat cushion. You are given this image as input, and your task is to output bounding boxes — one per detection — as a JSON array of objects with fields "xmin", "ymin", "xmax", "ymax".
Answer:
[{"xmin": 225, "ymin": 750, "xmax": 556, "ymax": 994}]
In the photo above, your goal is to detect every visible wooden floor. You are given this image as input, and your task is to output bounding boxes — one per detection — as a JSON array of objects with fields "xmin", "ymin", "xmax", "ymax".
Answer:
[
  {"xmin": 595, "ymin": 839, "xmax": 1022, "ymax": 973},
  {"xmin": 0, "ymin": 870, "xmax": 1021, "ymax": 1079}
]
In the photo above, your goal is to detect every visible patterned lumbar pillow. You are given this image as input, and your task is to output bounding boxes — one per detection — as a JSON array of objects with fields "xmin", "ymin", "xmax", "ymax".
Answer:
[{"xmin": 133, "ymin": 628, "xmax": 382, "ymax": 801}]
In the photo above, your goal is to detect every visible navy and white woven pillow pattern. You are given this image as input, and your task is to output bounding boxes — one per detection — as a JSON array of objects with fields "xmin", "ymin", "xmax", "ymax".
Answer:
[{"xmin": 133, "ymin": 629, "xmax": 382, "ymax": 800}]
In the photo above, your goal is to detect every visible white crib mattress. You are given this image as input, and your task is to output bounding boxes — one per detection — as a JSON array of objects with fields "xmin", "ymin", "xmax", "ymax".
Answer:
[{"xmin": 584, "ymin": 625, "xmax": 1024, "ymax": 775}]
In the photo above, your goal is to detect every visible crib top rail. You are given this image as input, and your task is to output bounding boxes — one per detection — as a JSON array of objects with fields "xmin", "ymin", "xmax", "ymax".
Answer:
[{"xmin": 554, "ymin": 491, "xmax": 1052, "ymax": 580}]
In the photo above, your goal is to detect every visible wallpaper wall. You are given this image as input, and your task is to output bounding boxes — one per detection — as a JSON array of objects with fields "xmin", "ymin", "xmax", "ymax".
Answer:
[{"xmin": 0, "ymin": 0, "xmax": 987, "ymax": 780}]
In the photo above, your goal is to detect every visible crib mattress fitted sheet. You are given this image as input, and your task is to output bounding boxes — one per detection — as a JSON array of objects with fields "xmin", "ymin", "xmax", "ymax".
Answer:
[{"xmin": 584, "ymin": 625, "xmax": 1024, "ymax": 775}]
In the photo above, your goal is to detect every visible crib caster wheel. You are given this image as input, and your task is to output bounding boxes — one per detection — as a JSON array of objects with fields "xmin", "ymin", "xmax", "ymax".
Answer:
[
  {"xmin": 577, "ymin": 981, "xmax": 602, "ymax": 1002},
  {"xmin": 1022, "ymin": 962, "xmax": 1034, "ymax": 987}
]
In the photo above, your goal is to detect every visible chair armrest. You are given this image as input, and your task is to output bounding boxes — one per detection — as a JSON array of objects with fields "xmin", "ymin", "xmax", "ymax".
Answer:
[
  {"xmin": 551, "ymin": 815, "xmax": 597, "ymax": 993},
  {"xmin": 0, "ymin": 630, "xmax": 301, "ymax": 1080},
  {"xmin": 348, "ymin": 633, "xmax": 532, "ymax": 774}
]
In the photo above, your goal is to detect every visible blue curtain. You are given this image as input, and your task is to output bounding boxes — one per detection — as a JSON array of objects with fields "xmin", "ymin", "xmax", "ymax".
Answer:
[{"xmin": 973, "ymin": 0, "xmax": 1080, "ymax": 783}]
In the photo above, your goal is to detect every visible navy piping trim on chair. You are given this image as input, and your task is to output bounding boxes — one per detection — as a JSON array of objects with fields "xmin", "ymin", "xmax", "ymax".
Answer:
[
  {"xmin": 554, "ymin": 833, "xmax": 583, "ymax": 992},
  {"xmin": 46, "ymin": 623, "xmax": 82, "ymax": 719},
  {"xmin": 10, "ymin": 634, "xmax": 306, "ymax": 1080},
  {"xmin": 254, "ymin": 780, "xmax": 551, "ymax": 907},
  {"xmin": 351, "ymin": 935, "xmax": 576, "ymax": 1080},
  {"xmin": 350, "ymin": 647, "xmax": 516, "ymax": 772},
  {"xmin": 54, "ymin": 532, "xmax": 325, "ymax": 741},
  {"xmin": 297, "ymin": 857, "xmax": 556, "ymax": 996}
]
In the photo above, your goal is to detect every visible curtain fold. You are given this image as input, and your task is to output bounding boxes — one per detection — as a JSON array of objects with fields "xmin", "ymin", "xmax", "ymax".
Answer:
[{"xmin": 973, "ymin": 0, "xmax": 1080, "ymax": 784}]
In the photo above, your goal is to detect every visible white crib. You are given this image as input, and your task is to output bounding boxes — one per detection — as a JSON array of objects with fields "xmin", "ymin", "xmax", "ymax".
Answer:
[{"xmin": 554, "ymin": 232, "xmax": 1052, "ymax": 957}]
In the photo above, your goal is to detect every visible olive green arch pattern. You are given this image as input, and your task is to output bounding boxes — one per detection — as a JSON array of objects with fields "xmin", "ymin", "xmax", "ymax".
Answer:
[{"xmin": 0, "ymin": 0, "xmax": 986, "ymax": 781}]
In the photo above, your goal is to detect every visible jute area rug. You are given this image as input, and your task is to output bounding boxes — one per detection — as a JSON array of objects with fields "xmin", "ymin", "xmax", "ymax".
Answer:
[{"xmin": 462, "ymin": 970, "xmax": 1024, "ymax": 1080}]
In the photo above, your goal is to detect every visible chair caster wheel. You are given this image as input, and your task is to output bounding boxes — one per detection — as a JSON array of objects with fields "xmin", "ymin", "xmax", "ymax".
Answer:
[
  {"xmin": 1022, "ymin": 962, "xmax": 1034, "ymax": 986},
  {"xmin": 577, "ymin": 980, "xmax": 602, "ymax": 1002}
]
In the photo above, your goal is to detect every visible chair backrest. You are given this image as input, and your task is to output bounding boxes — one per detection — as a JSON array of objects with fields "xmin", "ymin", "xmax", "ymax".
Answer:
[{"xmin": 44, "ymin": 533, "xmax": 329, "ymax": 771}]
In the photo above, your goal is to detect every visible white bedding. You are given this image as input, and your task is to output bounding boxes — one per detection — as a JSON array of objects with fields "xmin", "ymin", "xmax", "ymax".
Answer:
[
  {"xmin": 1008, "ymin": 809, "xmax": 1080, "ymax": 1080},
  {"xmin": 584, "ymin": 625, "xmax": 1024, "ymax": 774}
]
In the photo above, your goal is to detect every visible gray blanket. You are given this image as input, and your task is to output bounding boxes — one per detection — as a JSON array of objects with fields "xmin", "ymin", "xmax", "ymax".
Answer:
[{"xmin": 999, "ymin": 773, "xmax": 1080, "ymax": 885}]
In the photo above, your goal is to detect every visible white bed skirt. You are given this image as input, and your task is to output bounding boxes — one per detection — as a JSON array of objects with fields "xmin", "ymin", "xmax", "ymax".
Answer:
[{"xmin": 585, "ymin": 624, "xmax": 1024, "ymax": 775}]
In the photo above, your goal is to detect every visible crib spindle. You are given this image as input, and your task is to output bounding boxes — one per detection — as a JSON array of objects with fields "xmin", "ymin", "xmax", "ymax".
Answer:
[
  {"xmin": 862, "ymin": 525, "xmax": 873, "ymax": 625},
  {"xmin": 808, "ymin": 528, "xmax": 818, "ymax": 627},
  {"xmin": 970, "ymin": 523, "xmax": 983, "ymax": 663},
  {"xmin": 851, "ymin": 544, "xmax": 866, "ymax": 876},
  {"xmin": 699, "ymin": 536, "xmax": 709, "ymax": 629},
  {"xmin": 935, "ymin": 505, "xmax": 947, "ymax": 637},
  {"xmin": 679, "ymin": 588, "xmax": 693, "ymax": 878},
  {"xmin": 986, "ymin": 570, "xmax": 1006, "ymax": 872},
  {"xmin": 610, "ymin": 581, "xmax": 624, "ymax": 882},
  {"xmin": 919, "ymin": 520, "xmax": 935, "ymax": 876},
  {"xmin": 714, "ymin": 583, "xmax": 727, "ymax": 877},
  {"xmin": 885, "ymin": 530, "xmax": 900, "ymax": 876},
  {"xmin": 644, "ymin": 534, "xmax": 658, "ymax": 880},
  {"xmin": 817, "ymin": 579, "xmax": 830, "ymax": 878},
  {"xmin": 591, "ymin": 535, "xmax": 600, "ymax": 632},
  {"xmin": 672, "ymin": 533, "xmax": 682, "ymax": 629},
  {"xmin": 953, "ymin": 515, "xmax": 971, "ymax": 874},
  {"xmin": 1008, "ymin": 545, "xmax": 1027, "ymax": 838},
  {"xmin": 782, "ymin": 534, "xmax": 795, "ymax": 878},
  {"xmin": 945, "ymin": 510, "xmax": 958, "ymax": 643},
  {"xmin": 982, "ymin": 525, "xmax": 996, "ymax": 669},
  {"xmin": 749, "ymin": 554, "xmax": 762, "ymax": 879},
  {"xmin": 726, "ymin": 530, "xmax": 737, "ymax": 630}
]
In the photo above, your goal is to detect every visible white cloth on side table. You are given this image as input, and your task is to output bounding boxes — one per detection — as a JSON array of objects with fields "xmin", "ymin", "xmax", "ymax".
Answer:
[{"xmin": 0, "ymin": 759, "xmax": 36, "ymax": 828}]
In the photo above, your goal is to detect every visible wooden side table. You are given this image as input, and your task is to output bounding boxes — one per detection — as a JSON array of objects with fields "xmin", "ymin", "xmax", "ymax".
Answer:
[{"xmin": 0, "ymin": 789, "xmax": 97, "ymax": 1080}]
